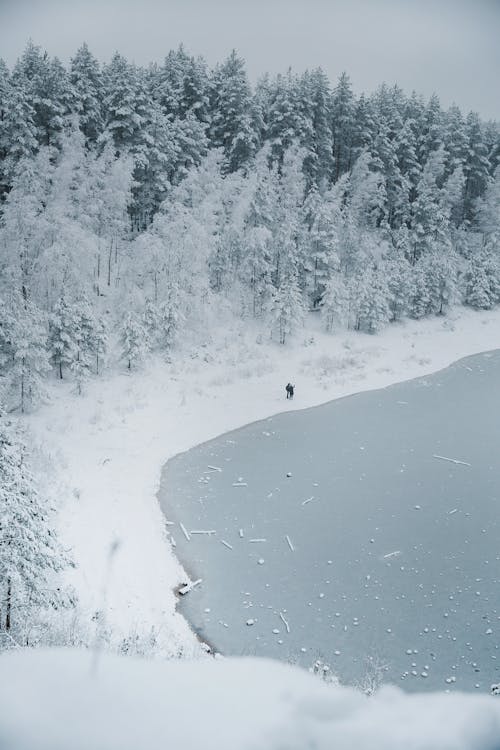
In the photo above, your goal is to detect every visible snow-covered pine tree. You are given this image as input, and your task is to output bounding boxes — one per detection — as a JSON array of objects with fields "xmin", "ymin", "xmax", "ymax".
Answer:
[
  {"xmin": 463, "ymin": 112, "xmax": 491, "ymax": 225},
  {"xmin": 407, "ymin": 261, "xmax": 432, "ymax": 319},
  {"xmin": 464, "ymin": 249, "xmax": 500, "ymax": 310},
  {"xmin": 269, "ymin": 267, "xmax": 305, "ymax": 345},
  {"xmin": 48, "ymin": 295, "xmax": 79, "ymax": 380},
  {"xmin": 320, "ymin": 272, "xmax": 349, "ymax": 332},
  {"xmin": 353, "ymin": 267, "xmax": 391, "ymax": 334},
  {"xmin": 422, "ymin": 250, "xmax": 460, "ymax": 315},
  {"xmin": 0, "ymin": 410, "xmax": 74, "ymax": 638},
  {"xmin": 0, "ymin": 292, "xmax": 50, "ymax": 413},
  {"xmin": 331, "ymin": 72, "xmax": 355, "ymax": 180},
  {"xmin": 381, "ymin": 239, "xmax": 412, "ymax": 323},
  {"xmin": 120, "ymin": 312, "xmax": 150, "ymax": 370},
  {"xmin": 69, "ymin": 43, "xmax": 103, "ymax": 145},
  {"xmin": 0, "ymin": 68, "xmax": 38, "ymax": 199},
  {"xmin": 209, "ymin": 50, "xmax": 259, "ymax": 173}
]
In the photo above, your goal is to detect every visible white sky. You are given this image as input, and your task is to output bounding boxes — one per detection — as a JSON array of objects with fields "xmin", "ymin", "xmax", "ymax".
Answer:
[{"xmin": 0, "ymin": 0, "xmax": 499, "ymax": 120}]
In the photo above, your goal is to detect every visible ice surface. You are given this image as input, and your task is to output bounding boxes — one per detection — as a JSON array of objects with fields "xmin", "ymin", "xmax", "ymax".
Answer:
[{"xmin": 160, "ymin": 351, "xmax": 500, "ymax": 692}]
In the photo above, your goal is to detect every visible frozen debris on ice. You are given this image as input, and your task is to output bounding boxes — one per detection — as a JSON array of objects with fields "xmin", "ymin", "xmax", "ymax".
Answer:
[
  {"xmin": 286, "ymin": 472, "xmax": 292, "ymax": 478},
  {"xmin": 179, "ymin": 523, "xmax": 191, "ymax": 541},
  {"xmin": 301, "ymin": 496, "xmax": 314, "ymax": 505},
  {"xmin": 164, "ymin": 520, "xmax": 175, "ymax": 526},
  {"xmin": 414, "ymin": 505, "xmax": 421, "ymax": 510},
  {"xmin": 249, "ymin": 538, "xmax": 266, "ymax": 543},
  {"xmin": 491, "ymin": 683, "xmax": 500, "ymax": 695},
  {"xmin": 285, "ymin": 535, "xmax": 295, "ymax": 551},
  {"xmin": 279, "ymin": 612, "xmax": 290, "ymax": 633},
  {"xmin": 239, "ymin": 529, "xmax": 244, "ymax": 538},
  {"xmin": 257, "ymin": 558, "xmax": 265, "ymax": 565},
  {"xmin": 383, "ymin": 550, "xmax": 401, "ymax": 559},
  {"xmin": 190, "ymin": 530, "xmax": 216, "ymax": 535},
  {"xmin": 220, "ymin": 540, "xmax": 233, "ymax": 550},
  {"xmin": 232, "ymin": 482, "xmax": 248, "ymax": 487},
  {"xmin": 178, "ymin": 579, "xmax": 202, "ymax": 596},
  {"xmin": 207, "ymin": 465, "xmax": 222, "ymax": 472},
  {"xmin": 448, "ymin": 508, "xmax": 458, "ymax": 515},
  {"xmin": 246, "ymin": 619, "xmax": 255, "ymax": 626},
  {"xmin": 433, "ymin": 454, "xmax": 472, "ymax": 467}
]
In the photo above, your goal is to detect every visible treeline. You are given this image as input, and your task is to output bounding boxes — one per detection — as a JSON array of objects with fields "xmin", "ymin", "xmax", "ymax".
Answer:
[{"xmin": 0, "ymin": 41, "xmax": 499, "ymax": 413}]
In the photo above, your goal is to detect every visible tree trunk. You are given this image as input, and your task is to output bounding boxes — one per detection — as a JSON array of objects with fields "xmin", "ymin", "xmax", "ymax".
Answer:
[
  {"xmin": 5, "ymin": 578, "xmax": 11, "ymax": 631},
  {"xmin": 107, "ymin": 239, "xmax": 113, "ymax": 287},
  {"xmin": 20, "ymin": 368, "xmax": 25, "ymax": 414}
]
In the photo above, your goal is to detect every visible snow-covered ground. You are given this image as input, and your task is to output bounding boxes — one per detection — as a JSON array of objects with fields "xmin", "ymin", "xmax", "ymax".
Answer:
[
  {"xmin": 3, "ymin": 307, "xmax": 498, "ymax": 749},
  {"xmin": 27, "ymin": 307, "xmax": 500, "ymax": 654},
  {"xmin": 2, "ymin": 648, "xmax": 500, "ymax": 750}
]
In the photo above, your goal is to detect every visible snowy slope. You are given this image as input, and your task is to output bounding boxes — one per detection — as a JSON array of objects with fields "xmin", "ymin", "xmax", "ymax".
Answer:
[
  {"xmin": 26, "ymin": 307, "xmax": 500, "ymax": 653},
  {"xmin": 1, "ymin": 648, "xmax": 500, "ymax": 750}
]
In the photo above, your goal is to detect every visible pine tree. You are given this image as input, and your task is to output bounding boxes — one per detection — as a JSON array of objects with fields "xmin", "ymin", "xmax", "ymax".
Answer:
[
  {"xmin": 320, "ymin": 273, "xmax": 349, "ymax": 332},
  {"xmin": 0, "ymin": 410, "xmax": 74, "ymax": 636},
  {"xmin": 0, "ymin": 71, "xmax": 38, "ymax": 198},
  {"xmin": 209, "ymin": 50, "xmax": 259, "ymax": 172},
  {"xmin": 0, "ymin": 293, "xmax": 50, "ymax": 413},
  {"xmin": 13, "ymin": 43, "xmax": 72, "ymax": 148},
  {"xmin": 331, "ymin": 72, "xmax": 355, "ymax": 180},
  {"xmin": 422, "ymin": 250, "xmax": 460, "ymax": 315},
  {"xmin": 48, "ymin": 296, "xmax": 79, "ymax": 380},
  {"xmin": 384, "ymin": 241, "xmax": 413, "ymax": 321},
  {"xmin": 463, "ymin": 112, "xmax": 491, "ymax": 225},
  {"xmin": 70, "ymin": 43, "xmax": 103, "ymax": 144},
  {"xmin": 121, "ymin": 312, "xmax": 150, "ymax": 369},
  {"xmin": 266, "ymin": 70, "xmax": 312, "ymax": 167},
  {"xmin": 408, "ymin": 261, "xmax": 431, "ymax": 319},
  {"xmin": 477, "ymin": 165, "xmax": 500, "ymax": 243},
  {"xmin": 410, "ymin": 145, "xmax": 449, "ymax": 261},
  {"xmin": 269, "ymin": 267, "xmax": 305, "ymax": 344},
  {"xmin": 353, "ymin": 267, "xmax": 390, "ymax": 333},
  {"xmin": 309, "ymin": 69, "xmax": 334, "ymax": 189},
  {"xmin": 464, "ymin": 249, "xmax": 500, "ymax": 309}
]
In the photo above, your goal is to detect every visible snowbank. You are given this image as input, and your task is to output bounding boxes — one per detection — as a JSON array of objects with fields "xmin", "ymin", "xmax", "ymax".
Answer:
[
  {"xmin": 26, "ymin": 306, "xmax": 500, "ymax": 653},
  {"xmin": 1, "ymin": 648, "xmax": 499, "ymax": 750}
]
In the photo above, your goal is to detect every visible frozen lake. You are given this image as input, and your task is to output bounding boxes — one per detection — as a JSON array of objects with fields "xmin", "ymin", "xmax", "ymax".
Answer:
[{"xmin": 159, "ymin": 351, "xmax": 500, "ymax": 692}]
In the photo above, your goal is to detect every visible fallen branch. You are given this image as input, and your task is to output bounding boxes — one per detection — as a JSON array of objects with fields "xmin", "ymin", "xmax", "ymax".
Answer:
[
  {"xmin": 178, "ymin": 579, "xmax": 202, "ymax": 596},
  {"xmin": 285, "ymin": 535, "xmax": 295, "ymax": 552},
  {"xmin": 179, "ymin": 522, "xmax": 191, "ymax": 541},
  {"xmin": 221, "ymin": 539, "xmax": 233, "ymax": 550},
  {"xmin": 433, "ymin": 454, "xmax": 471, "ymax": 467},
  {"xmin": 279, "ymin": 612, "xmax": 290, "ymax": 633}
]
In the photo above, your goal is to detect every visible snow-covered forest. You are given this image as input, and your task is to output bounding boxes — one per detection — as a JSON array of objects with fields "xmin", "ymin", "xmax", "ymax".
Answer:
[
  {"xmin": 0, "ymin": 39, "xmax": 500, "ymax": 649},
  {"xmin": 1, "ymin": 41, "xmax": 500, "ymax": 412}
]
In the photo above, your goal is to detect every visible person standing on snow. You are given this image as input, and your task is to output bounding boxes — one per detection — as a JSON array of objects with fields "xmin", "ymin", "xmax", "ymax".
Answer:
[{"xmin": 285, "ymin": 383, "xmax": 295, "ymax": 399}]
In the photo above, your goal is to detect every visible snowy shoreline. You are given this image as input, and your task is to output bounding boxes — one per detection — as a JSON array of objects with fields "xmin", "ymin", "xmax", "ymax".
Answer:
[{"xmin": 26, "ymin": 307, "xmax": 500, "ymax": 654}]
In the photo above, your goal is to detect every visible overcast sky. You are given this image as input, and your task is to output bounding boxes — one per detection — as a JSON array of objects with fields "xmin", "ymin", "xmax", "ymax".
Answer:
[{"xmin": 0, "ymin": 0, "xmax": 498, "ymax": 120}]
